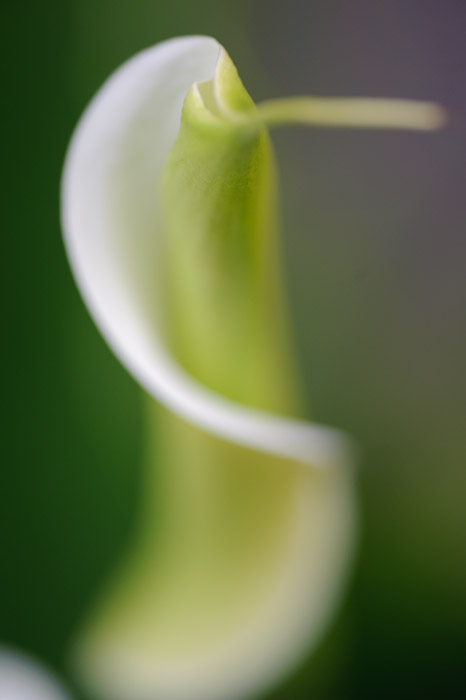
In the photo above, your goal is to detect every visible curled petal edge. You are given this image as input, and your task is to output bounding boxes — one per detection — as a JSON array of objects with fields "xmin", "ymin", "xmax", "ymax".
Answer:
[
  {"xmin": 61, "ymin": 35, "xmax": 355, "ymax": 472},
  {"xmin": 61, "ymin": 35, "xmax": 357, "ymax": 700}
]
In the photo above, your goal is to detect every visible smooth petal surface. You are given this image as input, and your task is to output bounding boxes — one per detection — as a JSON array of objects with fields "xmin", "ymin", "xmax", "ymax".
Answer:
[
  {"xmin": 62, "ymin": 35, "xmax": 351, "ymax": 468},
  {"xmin": 62, "ymin": 36, "xmax": 356, "ymax": 700}
]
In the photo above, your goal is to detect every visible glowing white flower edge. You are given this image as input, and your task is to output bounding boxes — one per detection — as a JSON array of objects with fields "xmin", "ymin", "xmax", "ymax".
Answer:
[
  {"xmin": 61, "ymin": 35, "xmax": 353, "ymax": 469},
  {"xmin": 0, "ymin": 647, "xmax": 71, "ymax": 700},
  {"xmin": 61, "ymin": 35, "xmax": 356, "ymax": 700}
]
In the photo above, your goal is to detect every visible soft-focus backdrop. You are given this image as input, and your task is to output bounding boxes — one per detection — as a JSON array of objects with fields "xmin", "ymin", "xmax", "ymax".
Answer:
[{"xmin": 3, "ymin": 1, "xmax": 465, "ymax": 698}]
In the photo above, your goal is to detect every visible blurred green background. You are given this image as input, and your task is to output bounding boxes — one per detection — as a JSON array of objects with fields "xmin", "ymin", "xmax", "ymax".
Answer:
[{"xmin": 2, "ymin": 0, "xmax": 465, "ymax": 697}]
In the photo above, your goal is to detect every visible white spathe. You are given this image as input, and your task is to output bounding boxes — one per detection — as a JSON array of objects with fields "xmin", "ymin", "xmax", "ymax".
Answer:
[
  {"xmin": 61, "ymin": 36, "xmax": 356, "ymax": 700},
  {"xmin": 61, "ymin": 35, "xmax": 352, "ymax": 469}
]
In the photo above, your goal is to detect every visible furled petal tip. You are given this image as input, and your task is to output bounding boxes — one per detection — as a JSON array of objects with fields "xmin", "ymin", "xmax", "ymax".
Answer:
[{"xmin": 61, "ymin": 36, "xmax": 358, "ymax": 700}]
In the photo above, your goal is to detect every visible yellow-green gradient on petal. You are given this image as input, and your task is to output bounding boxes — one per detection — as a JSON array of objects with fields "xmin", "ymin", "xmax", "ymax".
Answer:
[
  {"xmin": 70, "ymin": 48, "xmax": 357, "ymax": 700},
  {"xmin": 61, "ymin": 35, "xmax": 443, "ymax": 700},
  {"xmin": 72, "ymin": 402, "xmax": 356, "ymax": 700},
  {"xmin": 161, "ymin": 49, "xmax": 300, "ymax": 415}
]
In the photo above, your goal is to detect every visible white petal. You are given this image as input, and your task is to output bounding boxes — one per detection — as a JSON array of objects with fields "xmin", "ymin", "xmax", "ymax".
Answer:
[
  {"xmin": 61, "ymin": 35, "xmax": 352, "ymax": 470},
  {"xmin": 0, "ymin": 647, "xmax": 70, "ymax": 700},
  {"xmin": 74, "ymin": 462, "xmax": 356, "ymax": 700},
  {"xmin": 61, "ymin": 36, "xmax": 357, "ymax": 700}
]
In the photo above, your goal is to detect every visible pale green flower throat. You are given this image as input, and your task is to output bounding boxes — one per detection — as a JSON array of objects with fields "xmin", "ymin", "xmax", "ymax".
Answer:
[{"xmin": 161, "ymin": 48, "xmax": 444, "ymax": 416}]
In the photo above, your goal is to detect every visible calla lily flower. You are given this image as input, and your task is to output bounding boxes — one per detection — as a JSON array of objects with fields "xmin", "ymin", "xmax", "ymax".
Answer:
[
  {"xmin": 61, "ymin": 36, "xmax": 444, "ymax": 700},
  {"xmin": 0, "ymin": 647, "xmax": 71, "ymax": 700}
]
